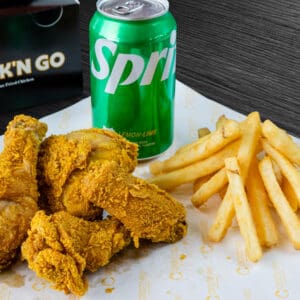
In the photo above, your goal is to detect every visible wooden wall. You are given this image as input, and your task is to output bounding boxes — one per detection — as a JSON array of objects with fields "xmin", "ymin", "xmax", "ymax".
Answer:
[{"xmin": 169, "ymin": 0, "xmax": 300, "ymax": 136}]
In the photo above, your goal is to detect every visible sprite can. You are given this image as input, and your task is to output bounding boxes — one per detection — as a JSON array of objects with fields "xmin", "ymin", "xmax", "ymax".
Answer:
[{"xmin": 89, "ymin": 0, "xmax": 177, "ymax": 159}]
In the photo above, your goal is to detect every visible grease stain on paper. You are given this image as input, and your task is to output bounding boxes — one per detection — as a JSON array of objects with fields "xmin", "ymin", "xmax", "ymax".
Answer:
[
  {"xmin": 101, "ymin": 276, "xmax": 116, "ymax": 287},
  {"xmin": 199, "ymin": 220, "xmax": 213, "ymax": 254},
  {"xmin": 91, "ymin": 274, "xmax": 116, "ymax": 294},
  {"xmin": 139, "ymin": 271, "xmax": 150, "ymax": 300},
  {"xmin": 244, "ymin": 288, "xmax": 252, "ymax": 300},
  {"xmin": 169, "ymin": 246, "xmax": 183, "ymax": 280},
  {"xmin": 105, "ymin": 287, "xmax": 115, "ymax": 294},
  {"xmin": 179, "ymin": 254, "xmax": 186, "ymax": 260},
  {"xmin": 0, "ymin": 270, "xmax": 25, "ymax": 288},
  {"xmin": 235, "ymin": 241, "xmax": 250, "ymax": 275},
  {"xmin": 31, "ymin": 277, "xmax": 48, "ymax": 292},
  {"xmin": 272, "ymin": 262, "xmax": 289, "ymax": 299},
  {"xmin": 205, "ymin": 266, "xmax": 220, "ymax": 300},
  {"xmin": 165, "ymin": 290, "xmax": 182, "ymax": 300}
]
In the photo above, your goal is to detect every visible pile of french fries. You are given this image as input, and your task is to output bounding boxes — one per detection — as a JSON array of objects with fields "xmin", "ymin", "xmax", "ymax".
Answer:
[{"xmin": 149, "ymin": 112, "xmax": 300, "ymax": 262}]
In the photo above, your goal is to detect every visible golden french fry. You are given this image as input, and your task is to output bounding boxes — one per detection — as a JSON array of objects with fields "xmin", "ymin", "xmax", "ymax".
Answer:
[
  {"xmin": 224, "ymin": 157, "xmax": 262, "ymax": 262},
  {"xmin": 256, "ymin": 139, "xmax": 264, "ymax": 154},
  {"xmin": 207, "ymin": 187, "xmax": 235, "ymax": 242},
  {"xmin": 175, "ymin": 134, "xmax": 211, "ymax": 155},
  {"xmin": 262, "ymin": 119, "xmax": 300, "ymax": 166},
  {"xmin": 198, "ymin": 127, "xmax": 211, "ymax": 138},
  {"xmin": 262, "ymin": 139, "xmax": 300, "ymax": 207},
  {"xmin": 259, "ymin": 156, "xmax": 300, "ymax": 249},
  {"xmin": 237, "ymin": 112, "xmax": 262, "ymax": 181},
  {"xmin": 191, "ymin": 168, "xmax": 227, "ymax": 207},
  {"xmin": 271, "ymin": 159, "xmax": 283, "ymax": 185},
  {"xmin": 219, "ymin": 185, "xmax": 228, "ymax": 199},
  {"xmin": 246, "ymin": 157, "xmax": 278, "ymax": 247},
  {"xmin": 149, "ymin": 140, "xmax": 240, "ymax": 191},
  {"xmin": 192, "ymin": 112, "xmax": 262, "ymax": 208},
  {"xmin": 193, "ymin": 173, "xmax": 214, "ymax": 193},
  {"xmin": 149, "ymin": 119, "xmax": 241, "ymax": 175},
  {"xmin": 216, "ymin": 114, "xmax": 228, "ymax": 130},
  {"xmin": 281, "ymin": 176, "xmax": 298, "ymax": 212},
  {"xmin": 208, "ymin": 112, "xmax": 262, "ymax": 242},
  {"xmin": 151, "ymin": 133, "xmax": 212, "ymax": 175}
]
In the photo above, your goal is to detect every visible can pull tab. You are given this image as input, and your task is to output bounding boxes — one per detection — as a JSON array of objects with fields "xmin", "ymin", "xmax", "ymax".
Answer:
[{"xmin": 112, "ymin": 0, "xmax": 144, "ymax": 15}]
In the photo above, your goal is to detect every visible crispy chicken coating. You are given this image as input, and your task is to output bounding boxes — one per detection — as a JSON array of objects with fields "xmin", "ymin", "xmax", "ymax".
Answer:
[
  {"xmin": 62, "ymin": 160, "xmax": 187, "ymax": 247},
  {"xmin": 38, "ymin": 128, "xmax": 138, "ymax": 219},
  {"xmin": 38, "ymin": 127, "xmax": 186, "ymax": 246},
  {"xmin": 0, "ymin": 115, "xmax": 47, "ymax": 270},
  {"xmin": 21, "ymin": 210, "xmax": 131, "ymax": 296}
]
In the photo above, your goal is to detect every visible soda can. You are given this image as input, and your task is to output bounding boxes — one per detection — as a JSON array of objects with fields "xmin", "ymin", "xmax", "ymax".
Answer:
[{"xmin": 89, "ymin": 0, "xmax": 177, "ymax": 160}]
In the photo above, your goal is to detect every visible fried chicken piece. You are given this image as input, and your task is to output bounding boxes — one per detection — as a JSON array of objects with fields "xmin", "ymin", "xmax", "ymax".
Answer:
[
  {"xmin": 38, "ymin": 128, "xmax": 138, "ymax": 219},
  {"xmin": 0, "ymin": 115, "xmax": 47, "ymax": 270},
  {"xmin": 60, "ymin": 160, "xmax": 187, "ymax": 247},
  {"xmin": 38, "ymin": 127, "xmax": 187, "ymax": 246},
  {"xmin": 21, "ymin": 210, "xmax": 131, "ymax": 296}
]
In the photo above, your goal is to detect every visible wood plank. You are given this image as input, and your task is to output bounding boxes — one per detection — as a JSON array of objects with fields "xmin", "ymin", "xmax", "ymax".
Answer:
[{"xmin": 170, "ymin": 0, "xmax": 300, "ymax": 136}]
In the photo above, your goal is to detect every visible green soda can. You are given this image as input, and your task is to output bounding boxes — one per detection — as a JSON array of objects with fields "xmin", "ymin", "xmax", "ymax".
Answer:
[{"xmin": 89, "ymin": 0, "xmax": 177, "ymax": 160}]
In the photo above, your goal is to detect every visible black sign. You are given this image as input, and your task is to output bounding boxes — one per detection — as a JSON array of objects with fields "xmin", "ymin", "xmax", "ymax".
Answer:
[{"xmin": 0, "ymin": 0, "xmax": 82, "ymax": 111}]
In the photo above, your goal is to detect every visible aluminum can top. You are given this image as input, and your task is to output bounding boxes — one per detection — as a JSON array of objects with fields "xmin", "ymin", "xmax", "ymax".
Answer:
[{"xmin": 96, "ymin": 0, "xmax": 169, "ymax": 21}]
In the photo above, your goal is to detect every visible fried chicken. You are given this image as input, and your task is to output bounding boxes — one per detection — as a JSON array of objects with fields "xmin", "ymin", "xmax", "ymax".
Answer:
[
  {"xmin": 0, "ymin": 115, "xmax": 47, "ymax": 270},
  {"xmin": 60, "ymin": 159, "xmax": 187, "ymax": 247},
  {"xmin": 38, "ymin": 129, "xmax": 187, "ymax": 246},
  {"xmin": 21, "ymin": 210, "xmax": 131, "ymax": 296},
  {"xmin": 38, "ymin": 128, "xmax": 138, "ymax": 219}
]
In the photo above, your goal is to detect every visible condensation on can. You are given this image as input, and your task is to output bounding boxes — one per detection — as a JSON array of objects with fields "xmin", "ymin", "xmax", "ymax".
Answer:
[{"xmin": 90, "ymin": 0, "xmax": 176, "ymax": 160}]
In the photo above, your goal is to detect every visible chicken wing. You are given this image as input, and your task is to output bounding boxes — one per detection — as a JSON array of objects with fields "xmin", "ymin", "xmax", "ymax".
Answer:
[
  {"xmin": 62, "ymin": 160, "xmax": 187, "ymax": 247},
  {"xmin": 38, "ymin": 129, "xmax": 187, "ymax": 246},
  {"xmin": 0, "ymin": 115, "xmax": 47, "ymax": 270},
  {"xmin": 21, "ymin": 210, "xmax": 131, "ymax": 296},
  {"xmin": 38, "ymin": 128, "xmax": 138, "ymax": 219}
]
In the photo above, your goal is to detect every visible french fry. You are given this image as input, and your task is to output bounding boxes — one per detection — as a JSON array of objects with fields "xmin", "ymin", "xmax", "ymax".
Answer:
[
  {"xmin": 207, "ymin": 188, "xmax": 235, "ymax": 242},
  {"xmin": 198, "ymin": 127, "xmax": 211, "ymax": 138},
  {"xmin": 246, "ymin": 157, "xmax": 278, "ymax": 247},
  {"xmin": 224, "ymin": 157, "xmax": 262, "ymax": 262},
  {"xmin": 271, "ymin": 160, "xmax": 283, "ymax": 185},
  {"xmin": 259, "ymin": 156, "xmax": 300, "ymax": 249},
  {"xmin": 149, "ymin": 140, "xmax": 240, "ymax": 191},
  {"xmin": 237, "ymin": 113, "xmax": 262, "ymax": 180},
  {"xmin": 151, "ymin": 110, "xmax": 300, "ymax": 258},
  {"xmin": 208, "ymin": 112, "xmax": 261, "ymax": 242},
  {"xmin": 262, "ymin": 139, "xmax": 300, "ymax": 206},
  {"xmin": 219, "ymin": 185, "xmax": 228, "ymax": 199},
  {"xmin": 174, "ymin": 133, "xmax": 211, "ymax": 155},
  {"xmin": 191, "ymin": 168, "xmax": 227, "ymax": 207},
  {"xmin": 193, "ymin": 173, "xmax": 214, "ymax": 193},
  {"xmin": 192, "ymin": 112, "xmax": 262, "ymax": 208},
  {"xmin": 281, "ymin": 176, "xmax": 298, "ymax": 212},
  {"xmin": 262, "ymin": 119, "xmax": 300, "ymax": 166},
  {"xmin": 216, "ymin": 114, "xmax": 228, "ymax": 130},
  {"xmin": 151, "ymin": 145, "xmax": 202, "ymax": 176},
  {"xmin": 151, "ymin": 133, "xmax": 212, "ymax": 175},
  {"xmin": 193, "ymin": 173, "xmax": 228, "ymax": 199},
  {"xmin": 149, "ymin": 119, "xmax": 241, "ymax": 175}
]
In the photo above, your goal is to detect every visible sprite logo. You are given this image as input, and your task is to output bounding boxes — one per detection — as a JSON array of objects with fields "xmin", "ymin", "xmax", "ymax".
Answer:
[{"xmin": 91, "ymin": 30, "xmax": 176, "ymax": 94}]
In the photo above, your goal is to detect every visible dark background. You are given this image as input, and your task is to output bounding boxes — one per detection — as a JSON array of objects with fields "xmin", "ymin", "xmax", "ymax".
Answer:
[
  {"xmin": 171, "ymin": 0, "xmax": 300, "ymax": 137},
  {"xmin": 1, "ymin": 0, "xmax": 299, "ymax": 136}
]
